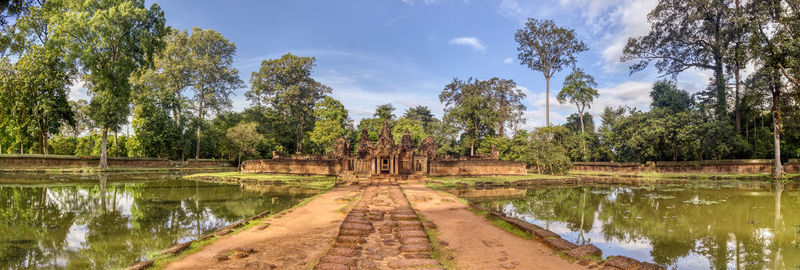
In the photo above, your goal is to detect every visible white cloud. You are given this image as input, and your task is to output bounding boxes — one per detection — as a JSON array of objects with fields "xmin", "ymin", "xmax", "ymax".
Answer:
[
  {"xmin": 68, "ymin": 80, "xmax": 90, "ymax": 101},
  {"xmin": 598, "ymin": 0, "xmax": 658, "ymax": 72},
  {"xmin": 589, "ymin": 80, "xmax": 652, "ymax": 115},
  {"xmin": 503, "ymin": 57, "xmax": 514, "ymax": 64},
  {"xmin": 448, "ymin": 37, "xmax": 486, "ymax": 52}
]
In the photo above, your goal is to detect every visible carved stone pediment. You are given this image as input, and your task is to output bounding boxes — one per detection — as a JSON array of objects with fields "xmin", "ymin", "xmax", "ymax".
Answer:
[
  {"xmin": 372, "ymin": 119, "xmax": 395, "ymax": 157},
  {"xmin": 330, "ymin": 135, "xmax": 351, "ymax": 158},
  {"xmin": 418, "ymin": 136, "xmax": 438, "ymax": 160},
  {"xmin": 357, "ymin": 129, "xmax": 373, "ymax": 159}
]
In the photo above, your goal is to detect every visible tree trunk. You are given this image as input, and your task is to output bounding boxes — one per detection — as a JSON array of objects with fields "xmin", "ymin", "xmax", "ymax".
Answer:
[
  {"xmin": 545, "ymin": 76, "xmax": 551, "ymax": 127},
  {"xmin": 43, "ymin": 130, "xmax": 48, "ymax": 155},
  {"xmin": 579, "ymin": 110, "xmax": 586, "ymax": 161},
  {"xmin": 470, "ymin": 142, "xmax": 475, "ymax": 157},
  {"xmin": 296, "ymin": 114, "xmax": 304, "ymax": 154},
  {"xmin": 99, "ymin": 127, "xmax": 109, "ymax": 169},
  {"xmin": 734, "ymin": 0, "xmax": 742, "ymax": 135},
  {"xmin": 196, "ymin": 98, "xmax": 204, "ymax": 161},
  {"xmin": 196, "ymin": 124, "xmax": 201, "ymax": 161},
  {"xmin": 735, "ymin": 62, "xmax": 741, "ymax": 135},
  {"xmin": 771, "ymin": 72, "xmax": 782, "ymax": 178},
  {"xmin": 714, "ymin": 54, "xmax": 727, "ymax": 119}
]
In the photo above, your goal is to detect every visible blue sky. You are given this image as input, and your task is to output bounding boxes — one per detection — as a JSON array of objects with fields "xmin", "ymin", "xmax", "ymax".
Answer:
[{"xmin": 70, "ymin": 0, "xmax": 716, "ymax": 129}]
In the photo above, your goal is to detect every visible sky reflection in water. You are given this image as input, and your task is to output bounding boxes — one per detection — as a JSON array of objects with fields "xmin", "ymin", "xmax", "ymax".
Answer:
[
  {"xmin": 0, "ymin": 173, "xmax": 312, "ymax": 270},
  {"xmin": 467, "ymin": 182, "xmax": 800, "ymax": 270}
]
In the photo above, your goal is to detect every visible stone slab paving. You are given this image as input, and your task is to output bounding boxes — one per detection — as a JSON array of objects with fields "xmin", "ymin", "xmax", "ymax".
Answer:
[{"xmin": 315, "ymin": 181, "xmax": 442, "ymax": 270}]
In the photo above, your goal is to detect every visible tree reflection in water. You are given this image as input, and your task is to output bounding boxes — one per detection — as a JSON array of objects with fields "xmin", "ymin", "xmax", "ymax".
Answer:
[
  {"xmin": 469, "ymin": 182, "xmax": 800, "ymax": 270},
  {"xmin": 0, "ymin": 173, "xmax": 311, "ymax": 269}
]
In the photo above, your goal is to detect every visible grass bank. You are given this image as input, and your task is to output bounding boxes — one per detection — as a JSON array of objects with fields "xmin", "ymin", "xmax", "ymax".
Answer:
[
  {"xmin": 569, "ymin": 171, "xmax": 799, "ymax": 181},
  {"xmin": 426, "ymin": 174, "xmax": 570, "ymax": 190},
  {"xmin": 0, "ymin": 166, "xmax": 235, "ymax": 174},
  {"xmin": 184, "ymin": 172, "xmax": 337, "ymax": 190}
]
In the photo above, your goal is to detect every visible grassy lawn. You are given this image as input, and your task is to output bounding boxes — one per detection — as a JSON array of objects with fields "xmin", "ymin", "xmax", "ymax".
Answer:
[
  {"xmin": 427, "ymin": 174, "xmax": 570, "ymax": 190},
  {"xmin": 184, "ymin": 172, "xmax": 337, "ymax": 190}
]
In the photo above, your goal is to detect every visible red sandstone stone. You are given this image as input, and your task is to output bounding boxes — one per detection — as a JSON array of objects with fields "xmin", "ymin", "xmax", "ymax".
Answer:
[
  {"xmin": 606, "ymin": 256, "xmax": 642, "ymax": 270},
  {"xmin": 391, "ymin": 214, "xmax": 418, "ymax": 221},
  {"xmin": 567, "ymin": 244, "xmax": 602, "ymax": 259},
  {"xmin": 400, "ymin": 237, "xmax": 430, "ymax": 245},
  {"xmin": 319, "ymin": 256, "xmax": 356, "ymax": 265},
  {"xmin": 398, "ymin": 230, "xmax": 428, "ymax": 238},
  {"xmin": 401, "ymin": 244, "xmax": 433, "ymax": 252},
  {"xmin": 329, "ymin": 247, "xmax": 360, "ymax": 257},
  {"xmin": 314, "ymin": 263, "xmax": 349, "ymax": 270},
  {"xmin": 340, "ymin": 222, "xmax": 373, "ymax": 231},
  {"xmin": 543, "ymin": 237, "xmax": 578, "ymax": 251},
  {"xmin": 639, "ymin": 262, "xmax": 665, "ymax": 270},
  {"xmin": 336, "ymin": 236, "xmax": 366, "ymax": 244},
  {"xmin": 387, "ymin": 259, "xmax": 441, "ymax": 268},
  {"xmin": 531, "ymin": 225, "xmax": 560, "ymax": 239},
  {"xmin": 396, "ymin": 221, "xmax": 424, "ymax": 227}
]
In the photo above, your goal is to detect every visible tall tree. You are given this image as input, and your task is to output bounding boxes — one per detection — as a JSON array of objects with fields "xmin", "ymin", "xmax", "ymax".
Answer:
[
  {"xmin": 226, "ymin": 122, "xmax": 262, "ymax": 170},
  {"xmin": 50, "ymin": 0, "xmax": 166, "ymax": 168},
  {"xmin": 0, "ymin": 0, "xmax": 32, "ymax": 54},
  {"xmin": 374, "ymin": 103, "xmax": 396, "ymax": 122},
  {"xmin": 622, "ymin": 0, "xmax": 734, "ymax": 119},
  {"xmin": 309, "ymin": 96, "xmax": 351, "ymax": 153},
  {"xmin": 1, "ymin": 1, "xmax": 75, "ymax": 155},
  {"xmin": 2, "ymin": 45, "xmax": 74, "ymax": 154},
  {"xmin": 440, "ymin": 78, "xmax": 496, "ymax": 156},
  {"xmin": 748, "ymin": 0, "xmax": 798, "ymax": 178},
  {"xmin": 403, "ymin": 105, "xmax": 435, "ymax": 132},
  {"xmin": 557, "ymin": 68, "xmax": 599, "ymax": 160},
  {"xmin": 650, "ymin": 80, "xmax": 693, "ymax": 112},
  {"xmin": 187, "ymin": 27, "xmax": 243, "ymax": 160},
  {"xmin": 486, "ymin": 77, "xmax": 526, "ymax": 137},
  {"xmin": 515, "ymin": 18, "xmax": 587, "ymax": 127},
  {"xmin": 247, "ymin": 53, "xmax": 331, "ymax": 154},
  {"xmin": 132, "ymin": 28, "xmax": 192, "ymax": 160}
]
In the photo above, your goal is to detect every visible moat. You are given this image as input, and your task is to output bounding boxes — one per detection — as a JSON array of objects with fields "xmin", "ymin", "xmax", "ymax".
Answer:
[
  {"xmin": 0, "ymin": 173, "xmax": 311, "ymax": 270},
  {"xmin": 464, "ymin": 182, "xmax": 800, "ymax": 270}
]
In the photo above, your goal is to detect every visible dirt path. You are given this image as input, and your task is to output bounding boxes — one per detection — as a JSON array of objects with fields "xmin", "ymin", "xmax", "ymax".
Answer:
[
  {"xmin": 401, "ymin": 183, "xmax": 585, "ymax": 270},
  {"xmin": 163, "ymin": 185, "xmax": 363, "ymax": 270}
]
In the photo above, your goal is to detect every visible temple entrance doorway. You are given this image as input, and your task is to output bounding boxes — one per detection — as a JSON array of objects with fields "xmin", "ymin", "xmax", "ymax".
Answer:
[{"xmin": 380, "ymin": 157, "xmax": 390, "ymax": 173}]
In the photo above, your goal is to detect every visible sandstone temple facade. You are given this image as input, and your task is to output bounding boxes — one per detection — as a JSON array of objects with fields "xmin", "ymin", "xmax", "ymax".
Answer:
[{"xmin": 241, "ymin": 120, "xmax": 526, "ymax": 179}]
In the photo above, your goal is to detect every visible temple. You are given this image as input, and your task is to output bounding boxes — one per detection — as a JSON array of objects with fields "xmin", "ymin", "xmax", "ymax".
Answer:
[{"xmin": 241, "ymin": 120, "xmax": 526, "ymax": 179}]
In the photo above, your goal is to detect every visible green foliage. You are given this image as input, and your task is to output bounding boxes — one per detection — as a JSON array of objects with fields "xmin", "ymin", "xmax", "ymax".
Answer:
[
  {"xmin": 309, "ymin": 97, "xmax": 351, "ymax": 154},
  {"xmin": 247, "ymin": 53, "xmax": 330, "ymax": 154},
  {"xmin": 226, "ymin": 122, "xmax": 263, "ymax": 165},
  {"xmin": 403, "ymin": 106, "xmax": 435, "ymax": 132},
  {"xmin": 49, "ymin": 135, "xmax": 78, "ymax": 155},
  {"xmin": 527, "ymin": 127, "xmax": 572, "ymax": 174},
  {"xmin": 130, "ymin": 98, "xmax": 180, "ymax": 159},
  {"xmin": 374, "ymin": 103, "xmax": 396, "ymax": 122},
  {"xmin": 650, "ymin": 80, "xmax": 693, "ymax": 112},
  {"xmin": 514, "ymin": 18, "xmax": 588, "ymax": 79},
  {"xmin": 392, "ymin": 118, "xmax": 427, "ymax": 146},
  {"xmin": 622, "ymin": 0, "xmax": 731, "ymax": 118}
]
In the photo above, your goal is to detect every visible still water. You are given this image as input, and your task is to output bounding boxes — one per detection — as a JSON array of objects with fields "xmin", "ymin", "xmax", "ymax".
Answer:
[
  {"xmin": 465, "ymin": 181, "xmax": 800, "ymax": 270},
  {"xmin": 0, "ymin": 173, "xmax": 313, "ymax": 270}
]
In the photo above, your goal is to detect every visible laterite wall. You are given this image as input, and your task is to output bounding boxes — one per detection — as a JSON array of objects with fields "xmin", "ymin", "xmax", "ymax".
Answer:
[
  {"xmin": 241, "ymin": 159, "xmax": 342, "ymax": 176},
  {"xmin": 571, "ymin": 159, "xmax": 777, "ymax": 174},
  {"xmin": 0, "ymin": 155, "xmax": 171, "ymax": 168},
  {"xmin": 429, "ymin": 160, "xmax": 527, "ymax": 176}
]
